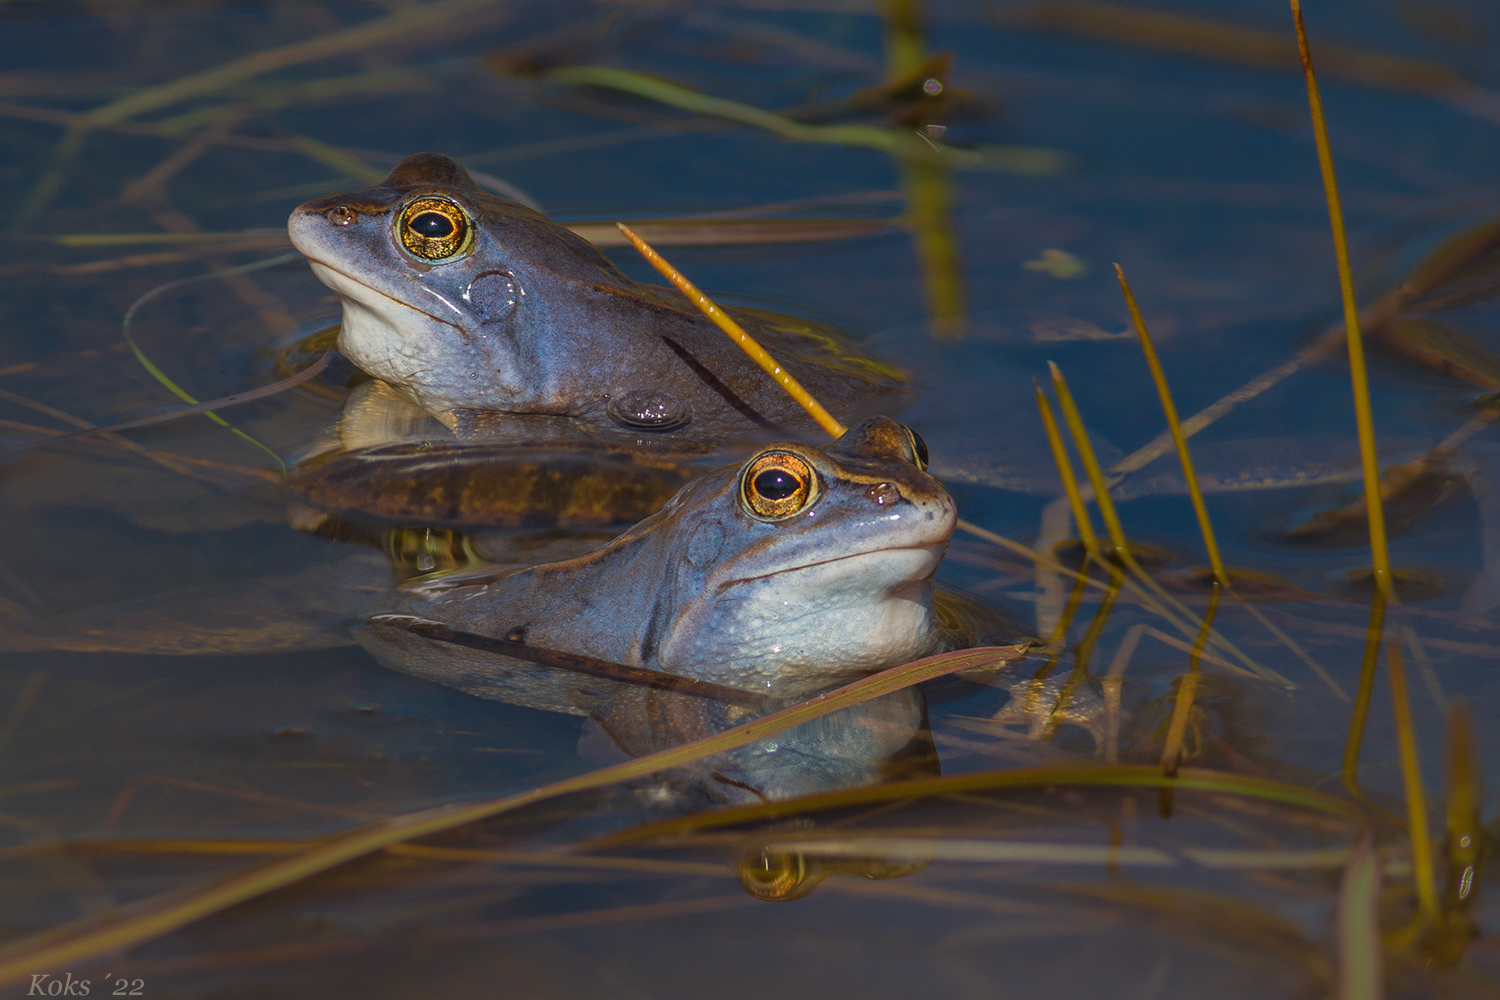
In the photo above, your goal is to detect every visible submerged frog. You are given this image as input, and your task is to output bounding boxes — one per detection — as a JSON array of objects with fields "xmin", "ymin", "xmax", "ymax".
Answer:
[{"xmin": 287, "ymin": 153, "xmax": 907, "ymax": 449}]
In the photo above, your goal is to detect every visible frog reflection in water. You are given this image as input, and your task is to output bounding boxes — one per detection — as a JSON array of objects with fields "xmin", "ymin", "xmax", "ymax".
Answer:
[
  {"xmin": 4, "ymin": 418, "xmax": 1021, "ymax": 807},
  {"xmin": 287, "ymin": 153, "xmax": 907, "ymax": 451}
]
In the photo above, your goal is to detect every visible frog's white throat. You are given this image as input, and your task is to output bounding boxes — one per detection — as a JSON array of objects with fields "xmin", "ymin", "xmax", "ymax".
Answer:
[
  {"xmin": 660, "ymin": 543, "xmax": 946, "ymax": 697},
  {"xmin": 307, "ymin": 259, "xmax": 520, "ymax": 418}
]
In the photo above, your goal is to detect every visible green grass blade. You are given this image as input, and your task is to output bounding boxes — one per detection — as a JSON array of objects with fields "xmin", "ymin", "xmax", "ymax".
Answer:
[
  {"xmin": 120, "ymin": 253, "xmax": 301, "ymax": 472},
  {"xmin": 546, "ymin": 66, "xmax": 1071, "ymax": 175}
]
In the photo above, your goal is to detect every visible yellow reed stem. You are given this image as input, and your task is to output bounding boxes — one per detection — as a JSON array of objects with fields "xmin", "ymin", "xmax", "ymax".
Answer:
[
  {"xmin": 1035, "ymin": 382, "xmax": 1102, "ymax": 562},
  {"xmin": 1116, "ymin": 263, "xmax": 1226, "ymax": 587},
  {"xmin": 1048, "ymin": 361, "xmax": 1131, "ymax": 556},
  {"xmin": 1386, "ymin": 634, "xmax": 1440, "ymax": 925},
  {"xmin": 1046, "ymin": 362, "xmax": 1277, "ymax": 683},
  {"xmin": 615, "ymin": 223, "xmax": 847, "ymax": 438},
  {"xmin": 1290, "ymin": 0, "xmax": 1392, "ymax": 601},
  {"xmin": 1342, "ymin": 592, "xmax": 1387, "ymax": 797},
  {"xmin": 1161, "ymin": 584, "xmax": 1218, "ymax": 777},
  {"xmin": 1115, "ymin": 264, "xmax": 1341, "ymax": 698}
]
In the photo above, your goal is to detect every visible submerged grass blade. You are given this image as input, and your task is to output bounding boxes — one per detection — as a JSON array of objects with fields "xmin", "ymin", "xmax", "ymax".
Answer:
[
  {"xmin": 573, "ymin": 218, "xmax": 895, "ymax": 247},
  {"xmin": 1342, "ymin": 592, "xmax": 1388, "ymax": 796},
  {"xmin": 8, "ymin": 352, "xmax": 332, "ymax": 454},
  {"xmin": 14, "ymin": 0, "xmax": 508, "ymax": 230},
  {"xmin": 0, "ymin": 645, "xmax": 1024, "ymax": 988},
  {"xmin": 1290, "ymin": 0, "xmax": 1391, "ymax": 601},
  {"xmin": 592, "ymin": 763, "xmax": 1364, "ymax": 847},
  {"xmin": 875, "ymin": 0, "xmax": 966, "ymax": 334},
  {"xmin": 1386, "ymin": 635, "xmax": 1440, "ymax": 924},
  {"xmin": 616, "ymin": 223, "xmax": 847, "ymax": 437},
  {"xmin": 1444, "ymin": 700, "xmax": 1483, "ymax": 910},
  {"xmin": 547, "ymin": 66, "xmax": 1071, "ymax": 175},
  {"xmin": 121, "ymin": 253, "xmax": 302, "ymax": 471},
  {"xmin": 1337, "ymin": 831, "xmax": 1385, "ymax": 1000},
  {"xmin": 86, "ymin": 0, "xmax": 504, "ymax": 127}
]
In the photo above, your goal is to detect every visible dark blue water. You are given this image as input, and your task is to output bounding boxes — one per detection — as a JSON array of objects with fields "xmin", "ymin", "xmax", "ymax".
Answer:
[{"xmin": 2, "ymin": 1, "xmax": 1499, "ymax": 996}]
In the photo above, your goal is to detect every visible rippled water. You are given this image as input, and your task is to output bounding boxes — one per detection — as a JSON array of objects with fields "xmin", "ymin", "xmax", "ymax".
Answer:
[{"xmin": 3, "ymin": 1, "xmax": 1500, "ymax": 996}]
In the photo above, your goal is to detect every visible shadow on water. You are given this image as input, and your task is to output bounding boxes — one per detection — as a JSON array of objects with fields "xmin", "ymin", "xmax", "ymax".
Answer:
[{"xmin": 3, "ymin": 0, "xmax": 1500, "ymax": 996}]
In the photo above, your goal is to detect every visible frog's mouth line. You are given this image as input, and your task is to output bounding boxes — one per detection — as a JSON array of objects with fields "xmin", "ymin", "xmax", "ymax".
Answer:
[
  {"xmin": 304, "ymin": 256, "xmax": 463, "ymax": 332},
  {"xmin": 716, "ymin": 542, "xmax": 947, "ymax": 593}
]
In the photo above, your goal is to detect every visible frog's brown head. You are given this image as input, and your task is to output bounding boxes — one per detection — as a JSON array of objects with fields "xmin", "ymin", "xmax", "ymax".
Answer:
[{"xmin": 288, "ymin": 152, "xmax": 646, "ymax": 426}]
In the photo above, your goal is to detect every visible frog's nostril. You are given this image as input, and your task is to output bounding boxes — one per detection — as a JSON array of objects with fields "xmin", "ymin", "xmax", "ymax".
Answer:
[
  {"xmin": 327, "ymin": 205, "xmax": 358, "ymax": 227},
  {"xmin": 865, "ymin": 482, "xmax": 901, "ymax": 506}
]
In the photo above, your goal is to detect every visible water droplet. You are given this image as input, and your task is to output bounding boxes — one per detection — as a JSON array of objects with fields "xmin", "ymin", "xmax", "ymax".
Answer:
[{"xmin": 607, "ymin": 388, "xmax": 690, "ymax": 430}]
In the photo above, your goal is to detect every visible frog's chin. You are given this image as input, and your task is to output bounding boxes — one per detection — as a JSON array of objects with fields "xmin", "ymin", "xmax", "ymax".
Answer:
[{"xmin": 302, "ymin": 259, "xmax": 523, "ymax": 412}]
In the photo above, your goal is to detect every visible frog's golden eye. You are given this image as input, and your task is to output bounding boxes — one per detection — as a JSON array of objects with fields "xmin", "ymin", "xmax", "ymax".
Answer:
[
  {"xmin": 398, "ymin": 197, "xmax": 472, "ymax": 262},
  {"xmin": 741, "ymin": 451, "xmax": 817, "ymax": 520},
  {"xmin": 904, "ymin": 426, "xmax": 929, "ymax": 471}
]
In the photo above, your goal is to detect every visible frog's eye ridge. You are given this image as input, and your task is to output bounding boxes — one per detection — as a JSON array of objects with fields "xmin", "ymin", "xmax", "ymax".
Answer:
[
  {"xmin": 906, "ymin": 426, "xmax": 930, "ymax": 471},
  {"xmin": 399, "ymin": 197, "xmax": 472, "ymax": 262},
  {"xmin": 741, "ymin": 452, "xmax": 817, "ymax": 520}
]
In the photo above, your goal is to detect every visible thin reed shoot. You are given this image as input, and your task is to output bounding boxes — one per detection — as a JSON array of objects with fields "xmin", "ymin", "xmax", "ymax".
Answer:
[
  {"xmin": 1034, "ymin": 381, "xmax": 1102, "ymax": 561},
  {"xmin": 1115, "ymin": 263, "xmax": 1225, "ymax": 586},
  {"xmin": 1289, "ymin": 0, "xmax": 1392, "ymax": 601}
]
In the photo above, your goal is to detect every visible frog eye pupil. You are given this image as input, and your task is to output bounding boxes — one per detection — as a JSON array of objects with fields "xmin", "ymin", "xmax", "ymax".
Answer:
[
  {"xmin": 410, "ymin": 212, "xmax": 454, "ymax": 238},
  {"xmin": 754, "ymin": 470, "xmax": 801, "ymax": 500}
]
